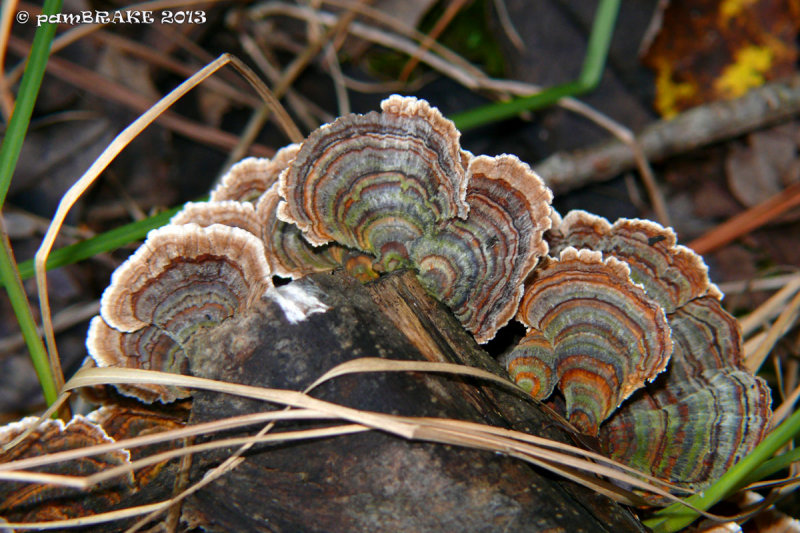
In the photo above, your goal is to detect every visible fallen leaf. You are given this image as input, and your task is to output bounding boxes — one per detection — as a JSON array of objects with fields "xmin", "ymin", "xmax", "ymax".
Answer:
[
  {"xmin": 642, "ymin": 0, "xmax": 800, "ymax": 117},
  {"xmin": 726, "ymin": 122, "xmax": 800, "ymax": 207}
]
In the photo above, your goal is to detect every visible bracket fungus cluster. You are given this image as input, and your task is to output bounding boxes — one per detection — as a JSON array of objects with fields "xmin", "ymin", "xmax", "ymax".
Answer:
[
  {"xmin": 82, "ymin": 95, "xmax": 770, "ymax": 500},
  {"xmin": 503, "ymin": 210, "xmax": 772, "ymax": 497}
]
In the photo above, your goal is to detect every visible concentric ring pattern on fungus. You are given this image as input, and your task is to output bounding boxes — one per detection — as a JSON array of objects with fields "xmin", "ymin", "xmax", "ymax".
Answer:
[
  {"xmin": 409, "ymin": 154, "xmax": 552, "ymax": 343},
  {"xmin": 599, "ymin": 294, "xmax": 772, "ymax": 499},
  {"xmin": 503, "ymin": 247, "xmax": 672, "ymax": 436},
  {"xmin": 277, "ymin": 95, "xmax": 470, "ymax": 270},
  {"xmin": 506, "ymin": 209, "xmax": 773, "ymax": 498},
  {"xmin": 83, "ymin": 96, "xmax": 771, "ymax": 499},
  {"xmin": 0, "ymin": 416, "xmax": 133, "ymax": 523},
  {"xmin": 87, "ymin": 223, "xmax": 272, "ymax": 402}
]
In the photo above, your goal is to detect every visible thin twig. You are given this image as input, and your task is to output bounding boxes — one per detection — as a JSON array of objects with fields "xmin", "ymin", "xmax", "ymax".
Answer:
[
  {"xmin": 739, "ymin": 275, "xmax": 800, "ymax": 338},
  {"xmin": 339, "ymin": 71, "xmax": 431, "ymax": 93},
  {"xmin": 535, "ymin": 75, "xmax": 800, "ymax": 193},
  {"xmin": 220, "ymin": 3, "xmax": 361, "ymax": 171},
  {"xmin": 771, "ymin": 382, "xmax": 800, "ymax": 428},
  {"xmin": 0, "ymin": 300, "xmax": 100, "ymax": 354},
  {"xmin": 688, "ymin": 181, "xmax": 800, "ymax": 255},
  {"xmin": 492, "ymin": 0, "xmax": 524, "ymax": 50},
  {"xmin": 746, "ymin": 288, "xmax": 800, "ymax": 374},
  {"xmin": 557, "ymin": 98, "xmax": 670, "ymax": 226},
  {"xmin": 87, "ymin": 30, "xmax": 262, "ymax": 108},
  {"xmin": 309, "ymin": 0, "xmax": 350, "ymax": 116},
  {"xmin": 6, "ymin": 36, "xmax": 274, "ymax": 156},
  {"xmin": 238, "ymin": 34, "xmax": 325, "ymax": 131},
  {"xmin": 398, "ymin": 0, "xmax": 468, "ymax": 81},
  {"xmin": 251, "ymin": 3, "xmax": 666, "ymax": 224},
  {"xmin": 717, "ymin": 271, "xmax": 800, "ymax": 296}
]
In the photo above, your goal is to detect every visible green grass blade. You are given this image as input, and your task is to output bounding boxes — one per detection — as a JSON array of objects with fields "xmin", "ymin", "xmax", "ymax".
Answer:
[
  {"xmin": 644, "ymin": 407, "xmax": 800, "ymax": 533},
  {"xmin": 742, "ymin": 446, "xmax": 800, "ymax": 485},
  {"xmin": 0, "ymin": 224, "xmax": 58, "ymax": 405},
  {"xmin": 0, "ymin": 0, "xmax": 63, "ymax": 206},
  {"xmin": 0, "ymin": 0, "xmax": 64, "ymax": 407},
  {"xmin": 450, "ymin": 0, "xmax": 620, "ymax": 131},
  {"xmin": 13, "ymin": 204, "xmax": 185, "ymax": 281}
]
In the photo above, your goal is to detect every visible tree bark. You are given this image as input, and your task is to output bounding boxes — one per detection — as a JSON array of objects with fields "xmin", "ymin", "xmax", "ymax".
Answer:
[{"xmin": 183, "ymin": 269, "xmax": 646, "ymax": 532}]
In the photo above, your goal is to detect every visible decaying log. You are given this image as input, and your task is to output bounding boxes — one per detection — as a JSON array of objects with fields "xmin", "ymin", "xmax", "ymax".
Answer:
[{"xmin": 183, "ymin": 270, "xmax": 646, "ymax": 532}]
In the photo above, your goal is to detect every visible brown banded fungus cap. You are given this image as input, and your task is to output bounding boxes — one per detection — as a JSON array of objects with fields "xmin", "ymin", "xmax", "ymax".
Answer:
[
  {"xmin": 87, "ymin": 223, "xmax": 272, "ymax": 402},
  {"xmin": 502, "ymin": 247, "xmax": 672, "ymax": 436},
  {"xmin": 548, "ymin": 210, "xmax": 721, "ymax": 313},
  {"xmin": 87, "ymin": 404, "xmax": 187, "ymax": 490},
  {"xmin": 409, "ymin": 154, "xmax": 553, "ymax": 343},
  {"xmin": 171, "ymin": 200, "xmax": 261, "ymax": 237},
  {"xmin": 505, "ymin": 210, "xmax": 773, "ymax": 497},
  {"xmin": 0, "ymin": 416, "xmax": 133, "ymax": 523},
  {"xmin": 599, "ymin": 294, "xmax": 772, "ymax": 499},
  {"xmin": 210, "ymin": 144, "xmax": 300, "ymax": 203},
  {"xmin": 277, "ymin": 95, "xmax": 470, "ymax": 270},
  {"xmin": 273, "ymin": 96, "xmax": 552, "ymax": 340},
  {"xmin": 255, "ymin": 184, "xmax": 373, "ymax": 279}
]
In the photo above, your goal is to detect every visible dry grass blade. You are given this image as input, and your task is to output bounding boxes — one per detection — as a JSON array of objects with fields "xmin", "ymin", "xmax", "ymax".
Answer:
[
  {"xmin": 304, "ymin": 356, "xmax": 520, "ymax": 392},
  {"xmin": 745, "ymin": 474, "xmax": 800, "ymax": 492},
  {"xmin": 0, "ymin": 470, "xmax": 86, "ymax": 487},
  {"xmin": 33, "ymin": 55, "xmax": 239, "ymax": 399},
  {"xmin": 0, "ymin": 300, "xmax": 99, "ymax": 354},
  {"xmin": 90, "ymin": 30, "xmax": 262, "ymax": 108},
  {"xmin": 408, "ymin": 416, "xmax": 687, "ymax": 492},
  {"xmin": 398, "ymin": 0, "xmax": 468, "ymax": 81},
  {"xmin": 0, "ymin": 392, "xmax": 72, "ymax": 453},
  {"xmin": 8, "ymin": 38, "xmax": 271, "ymax": 155},
  {"xmin": 317, "ymin": 0, "xmax": 487, "ymax": 78},
  {"xmin": 2, "ymin": 355, "xmax": 752, "ymax": 530},
  {"xmin": 556, "ymin": 98, "xmax": 669, "ymax": 226},
  {"xmin": 718, "ymin": 272, "xmax": 800, "ymax": 296},
  {"xmin": 64, "ymin": 366, "xmax": 420, "ymax": 438},
  {"xmin": 740, "ymin": 275, "xmax": 800, "ymax": 338},
  {"xmin": 223, "ymin": 0, "xmax": 358, "ymax": 169},
  {"xmin": 492, "ymin": 0, "xmax": 524, "ymax": 50},
  {"xmin": 0, "ymin": 410, "xmax": 340, "ymax": 472},
  {"xmin": 62, "ymin": 366, "xmax": 720, "ymax": 509},
  {"xmin": 746, "ymin": 288, "xmax": 800, "ymax": 374},
  {"xmin": 31, "ymin": 53, "xmax": 303, "ymax": 412},
  {"xmin": 0, "ymin": 0, "xmax": 17, "ymax": 119},
  {"xmin": 688, "ymin": 181, "xmax": 800, "ymax": 255},
  {"xmin": 772, "ymin": 383, "xmax": 800, "ymax": 427},
  {"xmin": 250, "ymin": 2, "xmax": 663, "ymax": 226},
  {"xmin": 84, "ymin": 424, "xmax": 369, "ymax": 488}
]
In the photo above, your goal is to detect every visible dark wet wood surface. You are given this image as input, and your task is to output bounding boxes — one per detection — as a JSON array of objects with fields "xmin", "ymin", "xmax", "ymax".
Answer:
[{"xmin": 184, "ymin": 270, "xmax": 645, "ymax": 533}]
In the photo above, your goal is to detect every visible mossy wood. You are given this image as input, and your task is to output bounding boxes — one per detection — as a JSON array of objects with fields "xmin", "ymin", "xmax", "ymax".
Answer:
[{"xmin": 183, "ymin": 269, "xmax": 645, "ymax": 533}]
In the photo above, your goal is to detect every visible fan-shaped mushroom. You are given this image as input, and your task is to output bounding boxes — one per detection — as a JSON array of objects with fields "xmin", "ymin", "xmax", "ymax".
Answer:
[
  {"xmin": 255, "ymin": 184, "xmax": 366, "ymax": 279},
  {"xmin": 409, "ymin": 154, "xmax": 552, "ymax": 343},
  {"xmin": 277, "ymin": 95, "xmax": 470, "ymax": 270},
  {"xmin": 549, "ymin": 210, "xmax": 720, "ymax": 312},
  {"xmin": 88, "ymin": 223, "xmax": 272, "ymax": 402},
  {"xmin": 522, "ymin": 210, "xmax": 772, "ymax": 495},
  {"xmin": 210, "ymin": 144, "xmax": 300, "ymax": 203},
  {"xmin": 600, "ymin": 295, "xmax": 772, "ymax": 499},
  {"xmin": 502, "ymin": 247, "xmax": 672, "ymax": 435},
  {"xmin": 0, "ymin": 416, "xmax": 133, "ymax": 523},
  {"xmin": 171, "ymin": 200, "xmax": 261, "ymax": 237}
]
